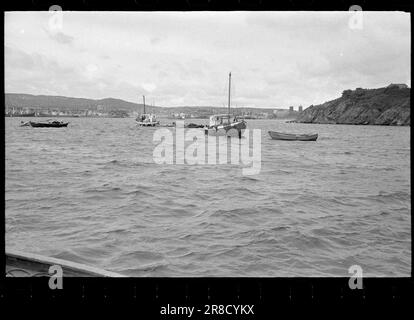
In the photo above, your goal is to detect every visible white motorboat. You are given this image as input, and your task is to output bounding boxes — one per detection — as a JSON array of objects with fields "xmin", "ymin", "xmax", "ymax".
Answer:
[{"xmin": 136, "ymin": 95, "xmax": 160, "ymax": 127}]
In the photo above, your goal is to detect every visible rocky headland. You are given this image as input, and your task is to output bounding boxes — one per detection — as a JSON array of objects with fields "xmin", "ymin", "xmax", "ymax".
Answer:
[{"xmin": 296, "ymin": 84, "xmax": 410, "ymax": 126}]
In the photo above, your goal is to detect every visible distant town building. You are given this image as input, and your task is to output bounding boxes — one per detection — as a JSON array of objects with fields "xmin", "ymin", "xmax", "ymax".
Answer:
[
  {"xmin": 298, "ymin": 106, "xmax": 303, "ymax": 112},
  {"xmin": 387, "ymin": 83, "xmax": 408, "ymax": 89},
  {"xmin": 172, "ymin": 112, "xmax": 186, "ymax": 119},
  {"xmin": 289, "ymin": 106, "xmax": 294, "ymax": 112}
]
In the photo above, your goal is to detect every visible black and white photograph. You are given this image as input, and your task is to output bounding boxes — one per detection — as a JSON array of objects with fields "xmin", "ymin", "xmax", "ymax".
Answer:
[{"xmin": 4, "ymin": 10, "xmax": 410, "ymax": 281}]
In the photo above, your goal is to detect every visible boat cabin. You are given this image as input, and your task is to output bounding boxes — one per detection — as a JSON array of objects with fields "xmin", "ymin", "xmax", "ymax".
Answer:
[
  {"xmin": 137, "ymin": 113, "xmax": 158, "ymax": 123},
  {"xmin": 209, "ymin": 114, "xmax": 241, "ymax": 127}
]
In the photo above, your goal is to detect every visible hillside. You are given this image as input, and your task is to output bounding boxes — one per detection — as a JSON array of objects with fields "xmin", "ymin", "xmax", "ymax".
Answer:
[
  {"xmin": 4, "ymin": 93, "xmax": 283, "ymax": 117},
  {"xmin": 5, "ymin": 93, "xmax": 154, "ymax": 114},
  {"xmin": 296, "ymin": 84, "xmax": 410, "ymax": 126}
]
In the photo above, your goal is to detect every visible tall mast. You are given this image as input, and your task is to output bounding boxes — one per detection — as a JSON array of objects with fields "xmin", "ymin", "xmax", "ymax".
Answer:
[
  {"xmin": 143, "ymin": 95, "xmax": 146, "ymax": 114},
  {"xmin": 228, "ymin": 72, "xmax": 231, "ymax": 123}
]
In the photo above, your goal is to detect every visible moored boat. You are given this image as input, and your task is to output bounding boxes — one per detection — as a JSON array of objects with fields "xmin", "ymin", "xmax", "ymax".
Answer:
[
  {"xmin": 268, "ymin": 131, "xmax": 318, "ymax": 141},
  {"xmin": 6, "ymin": 249, "xmax": 125, "ymax": 277},
  {"xmin": 136, "ymin": 114, "xmax": 159, "ymax": 126},
  {"xmin": 29, "ymin": 120, "xmax": 69, "ymax": 128},
  {"xmin": 160, "ymin": 122, "xmax": 206, "ymax": 128},
  {"xmin": 205, "ymin": 72, "xmax": 246, "ymax": 138},
  {"xmin": 136, "ymin": 95, "xmax": 160, "ymax": 127},
  {"xmin": 20, "ymin": 121, "xmax": 31, "ymax": 127},
  {"xmin": 205, "ymin": 114, "xmax": 246, "ymax": 136},
  {"xmin": 161, "ymin": 122, "xmax": 176, "ymax": 127},
  {"xmin": 185, "ymin": 123, "xmax": 206, "ymax": 128}
]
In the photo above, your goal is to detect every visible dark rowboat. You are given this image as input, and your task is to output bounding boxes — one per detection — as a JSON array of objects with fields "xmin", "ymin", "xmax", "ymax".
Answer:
[
  {"xmin": 6, "ymin": 249, "xmax": 125, "ymax": 277},
  {"xmin": 185, "ymin": 123, "xmax": 205, "ymax": 128},
  {"xmin": 29, "ymin": 121, "xmax": 69, "ymax": 128},
  {"xmin": 268, "ymin": 131, "xmax": 318, "ymax": 141}
]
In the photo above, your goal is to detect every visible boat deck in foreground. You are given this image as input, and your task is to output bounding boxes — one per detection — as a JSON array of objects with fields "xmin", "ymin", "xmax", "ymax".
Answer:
[{"xmin": 6, "ymin": 249, "xmax": 125, "ymax": 277}]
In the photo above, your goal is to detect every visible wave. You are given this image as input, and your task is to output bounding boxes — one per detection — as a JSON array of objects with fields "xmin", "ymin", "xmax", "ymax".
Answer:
[
  {"xmin": 210, "ymin": 207, "xmax": 260, "ymax": 218},
  {"xmin": 117, "ymin": 262, "xmax": 170, "ymax": 275},
  {"xmin": 83, "ymin": 186, "xmax": 123, "ymax": 193},
  {"xmin": 113, "ymin": 250, "xmax": 165, "ymax": 262},
  {"xmin": 51, "ymin": 249, "xmax": 92, "ymax": 265},
  {"xmin": 364, "ymin": 191, "xmax": 410, "ymax": 204}
]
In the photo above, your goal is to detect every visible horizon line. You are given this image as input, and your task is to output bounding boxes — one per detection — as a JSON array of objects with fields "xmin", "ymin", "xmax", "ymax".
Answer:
[{"xmin": 5, "ymin": 92, "xmax": 298, "ymax": 110}]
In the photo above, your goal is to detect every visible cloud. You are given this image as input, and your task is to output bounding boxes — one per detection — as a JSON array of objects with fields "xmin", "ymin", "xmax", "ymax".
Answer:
[
  {"xmin": 83, "ymin": 63, "xmax": 100, "ymax": 80},
  {"xmin": 5, "ymin": 46, "xmax": 75, "ymax": 95},
  {"xmin": 5, "ymin": 46, "xmax": 36, "ymax": 69},
  {"xmin": 150, "ymin": 37, "xmax": 162, "ymax": 45},
  {"xmin": 4, "ymin": 12, "xmax": 411, "ymax": 108},
  {"xmin": 5, "ymin": 46, "xmax": 119, "ymax": 98},
  {"xmin": 141, "ymin": 83, "xmax": 157, "ymax": 92}
]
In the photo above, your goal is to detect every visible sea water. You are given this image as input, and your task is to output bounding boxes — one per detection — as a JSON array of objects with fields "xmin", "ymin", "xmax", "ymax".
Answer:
[{"xmin": 5, "ymin": 118, "xmax": 411, "ymax": 276}]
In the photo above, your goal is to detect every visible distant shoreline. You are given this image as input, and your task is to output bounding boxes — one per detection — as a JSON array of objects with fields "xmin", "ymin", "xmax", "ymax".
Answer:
[
  {"xmin": 290, "ymin": 121, "xmax": 410, "ymax": 127},
  {"xmin": 6, "ymin": 116, "xmax": 409, "ymax": 126},
  {"xmin": 5, "ymin": 115, "xmax": 297, "ymax": 120}
]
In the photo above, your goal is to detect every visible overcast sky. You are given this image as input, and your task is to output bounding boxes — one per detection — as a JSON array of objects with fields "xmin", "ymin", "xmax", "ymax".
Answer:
[{"xmin": 5, "ymin": 11, "xmax": 410, "ymax": 109}]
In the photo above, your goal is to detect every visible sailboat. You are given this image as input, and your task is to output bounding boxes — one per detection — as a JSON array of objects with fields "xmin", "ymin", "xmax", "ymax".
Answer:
[
  {"xmin": 135, "ymin": 95, "xmax": 159, "ymax": 126},
  {"xmin": 205, "ymin": 72, "xmax": 247, "ymax": 138}
]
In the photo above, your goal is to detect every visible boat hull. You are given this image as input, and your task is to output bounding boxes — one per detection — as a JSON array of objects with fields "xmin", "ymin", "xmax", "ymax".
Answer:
[
  {"xmin": 185, "ymin": 123, "xmax": 205, "ymax": 128},
  {"xmin": 136, "ymin": 121, "xmax": 159, "ymax": 127},
  {"xmin": 268, "ymin": 131, "xmax": 318, "ymax": 141},
  {"xmin": 29, "ymin": 122, "xmax": 69, "ymax": 128},
  {"xmin": 205, "ymin": 120, "xmax": 247, "ymax": 136},
  {"xmin": 6, "ymin": 250, "xmax": 125, "ymax": 277}
]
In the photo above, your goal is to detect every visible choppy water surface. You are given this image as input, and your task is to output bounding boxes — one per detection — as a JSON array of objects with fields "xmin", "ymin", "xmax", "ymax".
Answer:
[{"xmin": 5, "ymin": 118, "xmax": 411, "ymax": 276}]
